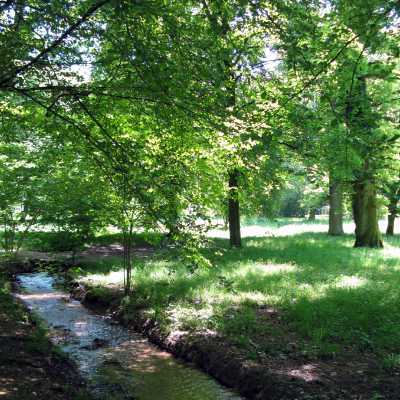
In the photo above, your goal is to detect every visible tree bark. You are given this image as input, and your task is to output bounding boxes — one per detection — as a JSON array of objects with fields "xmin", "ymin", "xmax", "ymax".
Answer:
[
  {"xmin": 328, "ymin": 178, "xmax": 344, "ymax": 235},
  {"xmin": 386, "ymin": 213, "xmax": 395, "ymax": 236},
  {"xmin": 345, "ymin": 77, "xmax": 383, "ymax": 248},
  {"xmin": 386, "ymin": 197, "xmax": 397, "ymax": 236},
  {"xmin": 352, "ymin": 178, "xmax": 383, "ymax": 248},
  {"xmin": 201, "ymin": 5, "xmax": 241, "ymax": 247},
  {"xmin": 308, "ymin": 208, "xmax": 317, "ymax": 221},
  {"xmin": 123, "ymin": 222, "xmax": 134, "ymax": 295},
  {"xmin": 383, "ymin": 182, "xmax": 399, "ymax": 235},
  {"xmin": 228, "ymin": 169, "xmax": 241, "ymax": 247}
]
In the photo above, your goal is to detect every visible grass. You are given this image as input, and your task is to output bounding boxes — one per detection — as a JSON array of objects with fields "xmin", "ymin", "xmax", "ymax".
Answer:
[{"xmin": 61, "ymin": 219, "xmax": 400, "ymax": 364}]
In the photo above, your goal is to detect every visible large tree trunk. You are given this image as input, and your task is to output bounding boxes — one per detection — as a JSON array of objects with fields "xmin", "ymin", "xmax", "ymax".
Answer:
[
  {"xmin": 228, "ymin": 169, "xmax": 241, "ymax": 247},
  {"xmin": 344, "ymin": 75, "xmax": 383, "ymax": 248},
  {"xmin": 352, "ymin": 178, "xmax": 383, "ymax": 248},
  {"xmin": 328, "ymin": 178, "xmax": 344, "ymax": 236}
]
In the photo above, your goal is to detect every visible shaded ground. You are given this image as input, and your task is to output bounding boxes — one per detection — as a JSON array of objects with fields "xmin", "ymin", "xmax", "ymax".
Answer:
[{"xmin": 0, "ymin": 270, "xmax": 91, "ymax": 400}]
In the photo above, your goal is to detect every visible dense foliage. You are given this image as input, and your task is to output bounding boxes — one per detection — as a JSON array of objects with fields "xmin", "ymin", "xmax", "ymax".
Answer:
[{"xmin": 0, "ymin": 0, "xmax": 399, "ymax": 289}]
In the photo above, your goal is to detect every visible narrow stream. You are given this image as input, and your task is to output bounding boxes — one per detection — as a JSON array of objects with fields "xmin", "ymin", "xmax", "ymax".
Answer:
[{"xmin": 16, "ymin": 272, "xmax": 242, "ymax": 400}]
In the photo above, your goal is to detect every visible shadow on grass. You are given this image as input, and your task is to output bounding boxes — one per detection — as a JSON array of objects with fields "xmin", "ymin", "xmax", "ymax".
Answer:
[
  {"xmin": 204, "ymin": 233, "xmax": 400, "ymax": 353},
  {"xmin": 153, "ymin": 233, "xmax": 400, "ymax": 352},
  {"xmin": 77, "ymin": 231, "xmax": 400, "ymax": 355},
  {"xmin": 92, "ymin": 231, "xmax": 164, "ymax": 247},
  {"xmin": 20, "ymin": 230, "xmax": 164, "ymax": 253}
]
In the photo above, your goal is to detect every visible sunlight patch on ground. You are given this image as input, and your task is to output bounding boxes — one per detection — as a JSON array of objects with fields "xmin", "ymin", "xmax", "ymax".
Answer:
[
  {"xmin": 166, "ymin": 304, "xmax": 215, "ymax": 332},
  {"xmin": 208, "ymin": 221, "xmax": 333, "ymax": 238},
  {"xmin": 255, "ymin": 262, "xmax": 297, "ymax": 275},
  {"xmin": 382, "ymin": 244, "xmax": 400, "ymax": 260},
  {"xmin": 285, "ymin": 363, "xmax": 320, "ymax": 382},
  {"xmin": 225, "ymin": 291, "xmax": 269, "ymax": 305},
  {"xmin": 296, "ymin": 283, "xmax": 331, "ymax": 300},
  {"xmin": 207, "ymin": 218, "xmax": 399, "ymax": 239},
  {"xmin": 82, "ymin": 270, "xmax": 124, "ymax": 286},
  {"xmin": 335, "ymin": 276, "xmax": 368, "ymax": 289}
]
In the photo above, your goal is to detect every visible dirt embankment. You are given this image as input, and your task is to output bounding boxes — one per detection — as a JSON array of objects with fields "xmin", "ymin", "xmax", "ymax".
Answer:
[
  {"xmin": 73, "ymin": 285, "xmax": 295, "ymax": 399},
  {"xmin": 0, "ymin": 262, "xmax": 92, "ymax": 400}
]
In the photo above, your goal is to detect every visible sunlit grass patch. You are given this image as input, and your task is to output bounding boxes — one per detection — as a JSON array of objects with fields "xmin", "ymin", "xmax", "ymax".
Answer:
[
  {"xmin": 78, "ymin": 219, "xmax": 400, "ymax": 362},
  {"xmin": 254, "ymin": 262, "xmax": 297, "ymax": 274},
  {"xmin": 335, "ymin": 275, "xmax": 368, "ymax": 288},
  {"xmin": 80, "ymin": 270, "xmax": 125, "ymax": 286}
]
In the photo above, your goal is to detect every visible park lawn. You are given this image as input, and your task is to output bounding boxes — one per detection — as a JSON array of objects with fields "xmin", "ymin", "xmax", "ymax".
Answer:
[{"xmin": 76, "ymin": 222, "xmax": 400, "ymax": 368}]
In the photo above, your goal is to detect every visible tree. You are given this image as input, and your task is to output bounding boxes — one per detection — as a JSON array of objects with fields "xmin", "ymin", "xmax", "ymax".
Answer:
[
  {"xmin": 328, "ymin": 173, "xmax": 345, "ymax": 235},
  {"xmin": 265, "ymin": 0, "xmax": 400, "ymax": 247},
  {"xmin": 0, "ymin": 0, "xmax": 110, "ymax": 94},
  {"xmin": 40, "ymin": 154, "xmax": 112, "ymax": 260},
  {"xmin": 0, "ymin": 142, "xmax": 42, "ymax": 253},
  {"xmin": 381, "ymin": 158, "xmax": 400, "ymax": 236},
  {"xmin": 383, "ymin": 180, "xmax": 399, "ymax": 236}
]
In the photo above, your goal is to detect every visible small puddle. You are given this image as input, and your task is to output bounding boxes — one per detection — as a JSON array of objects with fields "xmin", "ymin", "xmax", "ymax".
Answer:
[{"xmin": 16, "ymin": 272, "xmax": 242, "ymax": 400}]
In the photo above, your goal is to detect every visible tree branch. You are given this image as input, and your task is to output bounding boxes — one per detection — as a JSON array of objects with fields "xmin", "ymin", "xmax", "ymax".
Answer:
[{"xmin": 0, "ymin": 0, "xmax": 110, "ymax": 88}]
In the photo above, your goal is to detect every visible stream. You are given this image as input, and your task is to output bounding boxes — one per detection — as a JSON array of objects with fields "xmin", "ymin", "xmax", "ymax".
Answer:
[{"xmin": 15, "ymin": 272, "xmax": 243, "ymax": 400}]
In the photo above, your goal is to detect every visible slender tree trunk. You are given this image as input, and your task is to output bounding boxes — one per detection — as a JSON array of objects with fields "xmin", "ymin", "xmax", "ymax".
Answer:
[
  {"xmin": 386, "ymin": 198, "xmax": 397, "ymax": 235},
  {"xmin": 228, "ymin": 169, "xmax": 241, "ymax": 247},
  {"xmin": 352, "ymin": 178, "xmax": 383, "ymax": 248},
  {"xmin": 328, "ymin": 177, "xmax": 344, "ymax": 235},
  {"xmin": 72, "ymin": 250, "xmax": 77, "ymax": 265},
  {"xmin": 202, "ymin": 8, "xmax": 241, "ymax": 247},
  {"xmin": 122, "ymin": 223, "xmax": 133, "ymax": 295},
  {"xmin": 308, "ymin": 208, "xmax": 317, "ymax": 221},
  {"xmin": 123, "ymin": 228, "xmax": 127, "ymax": 292},
  {"xmin": 125, "ymin": 223, "xmax": 133, "ymax": 295},
  {"xmin": 386, "ymin": 213, "xmax": 395, "ymax": 236}
]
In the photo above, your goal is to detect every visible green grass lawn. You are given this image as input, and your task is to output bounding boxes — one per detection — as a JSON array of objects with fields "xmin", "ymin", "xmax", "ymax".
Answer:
[{"xmin": 75, "ymin": 220, "xmax": 400, "ymax": 367}]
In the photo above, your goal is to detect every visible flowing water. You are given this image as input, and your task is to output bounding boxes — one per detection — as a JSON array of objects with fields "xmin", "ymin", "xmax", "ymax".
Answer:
[{"xmin": 16, "ymin": 272, "xmax": 242, "ymax": 400}]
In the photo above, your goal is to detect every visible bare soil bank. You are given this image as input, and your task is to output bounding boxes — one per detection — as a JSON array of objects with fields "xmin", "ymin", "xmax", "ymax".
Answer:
[{"xmin": 0, "ymin": 264, "xmax": 92, "ymax": 400}]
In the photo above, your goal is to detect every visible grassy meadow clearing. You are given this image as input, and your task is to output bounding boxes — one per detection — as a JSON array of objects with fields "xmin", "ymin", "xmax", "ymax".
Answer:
[{"xmin": 69, "ymin": 217, "xmax": 400, "ymax": 368}]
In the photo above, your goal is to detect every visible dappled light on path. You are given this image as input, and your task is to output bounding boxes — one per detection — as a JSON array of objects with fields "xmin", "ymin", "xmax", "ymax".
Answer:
[{"xmin": 285, "ymin": 363, "xmax": 319, "ymax": 382}]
